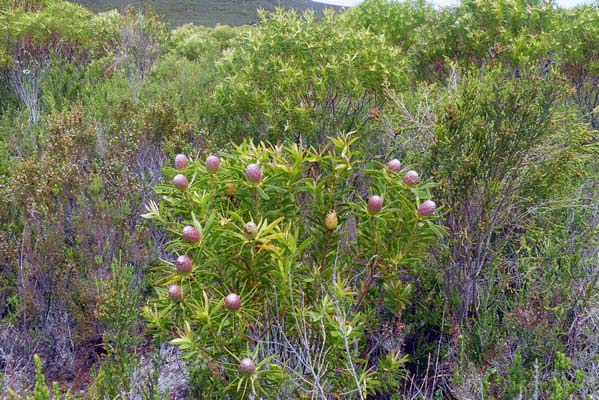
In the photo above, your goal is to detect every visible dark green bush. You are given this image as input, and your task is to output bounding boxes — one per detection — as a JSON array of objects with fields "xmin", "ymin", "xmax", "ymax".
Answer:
[
  {"xmin": 421, "ymin": 67, "xmax": 596, "ymax": 397},
  {"xmin": 426, "ymin": 68, "xmax": 590, "ymax": 320},
  {"xmin": 553, "ymin": 4, "xmax": 599, "ymax": 129},
  {"xmin": 91, "ymin": 258, "xmax": 144, "ymax": 399}
]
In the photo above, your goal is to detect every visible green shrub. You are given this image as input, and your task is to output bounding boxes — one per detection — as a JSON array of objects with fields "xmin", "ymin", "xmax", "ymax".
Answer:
[
  {"xmin": 347, "ymin": 0, "xmax": 558, "ymax": 82},
  {"xmin": 553, "ymin": 4, "xmax": 599, "ymax": 129},
  {"xmin": 548, "ymin": 352, "xmax": 584, "ymax": 400},
  {"xmin": 426, "ymin": 67, "xmax": 594, "ymax": 324},
  {"xmin": 41, "ymin": 54, "xmax": 86, "ymax": 114},
  {"xmin": 146, "ymin": 53, "xmax": 218, "ymax": 127},
  {"xmin": 344, "ymin": 0, "xmax": 444, "ymax": 80},
  {"xmin": 168, "ymin": 24, "xmax": 243, "ymax": 62},
  {"xmin": 208, "ymin": 9, "xmax": 407, "ymax": 146},
  {"xmin": 344, "ymin": 0, "xmax": 433, "ymax": 52},
  {"xmin": 91, "ymin": 258, "xmax": 143, "ymax": 399},
  {"xmin": 143, "ymin": 134, "xmax": 444, "ymax": 397},
  {"xmin": 442, "ymin": 0, "xmax": 555, "ymax": 68},
  {"xmin": 421, "ymin": 66, "xmax": 596, "ymax": 396},
  {"xmin": 31, "ymin": 355, "xmax": 49, "ymax": 400},
  {"xmin": 0, "ymin": 0, "xmax": 117, "ymax": 65}
]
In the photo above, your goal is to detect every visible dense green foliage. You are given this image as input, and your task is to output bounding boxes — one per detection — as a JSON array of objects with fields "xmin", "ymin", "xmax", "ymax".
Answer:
[
  {"xmin": 209, "ymin": 9, "xmax": 404, "ymax": 146},
  {"xmin": 144, "ymin": 136, "xmax": 442, "ymax": 397},
  {"xmin": 0, "ymin": 0, "xmax": 597, "ymax": 398},
  {"xmin": 429, "ymin": 68, "xmax": 594, "ymax": 320}
]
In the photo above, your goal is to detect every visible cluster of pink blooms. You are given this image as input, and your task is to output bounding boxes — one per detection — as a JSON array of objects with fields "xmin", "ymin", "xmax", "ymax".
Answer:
[
  {"xmin": 367, "ymin": 159, "xmax": 437, "ymax": 217},
  {"xmin": 164, "ymin": 154, "xmax": 438, "ymax": 377}
]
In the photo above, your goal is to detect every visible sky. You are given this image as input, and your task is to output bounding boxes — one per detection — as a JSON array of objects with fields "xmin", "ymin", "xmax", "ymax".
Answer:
[{"xmin": 312, "ymin": 0, "xmax": 596, "ymax": 8}]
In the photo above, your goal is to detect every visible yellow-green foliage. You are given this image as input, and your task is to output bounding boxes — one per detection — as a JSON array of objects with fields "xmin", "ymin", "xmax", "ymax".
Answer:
[
  {"xmin": 554, "ymin": 4, "xmax": 599, "ymax": 74},
  {"xmin": 344, "ymin": 0, "xmax": 435, "ymax": 52},
  {"xmin": 169, "ymin": 23, "xmax": 244, "ymax": 61},
  {"xmin": 0, "ymin": 0, "xmax": 122, "ymax": 65},
  {"xmin": 209, "ymin": 8, "xmax": 406, "ymax": 144},
  {"xmin": 144, "ymin": 135, "xmax": 442, "ymax": 397},
  {"xmin": 348, "ymin": 0, "xmax": 559, "ymax": 77},
  {"xmin": 445, "ymin": 0, "xmax": 556, "ymax": 66}
]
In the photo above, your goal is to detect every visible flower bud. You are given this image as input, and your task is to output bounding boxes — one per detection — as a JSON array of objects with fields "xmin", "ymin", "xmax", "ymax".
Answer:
[
  {"xmin": 174, "ymin": 154, "xmax": 187, "ymax": 170},
  {"xmin": 367, "ymin": 195, "xmax": 383, "ymax": 214}
]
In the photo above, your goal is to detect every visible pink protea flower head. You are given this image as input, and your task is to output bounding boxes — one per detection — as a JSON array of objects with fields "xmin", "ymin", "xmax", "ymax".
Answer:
[
  {"xmin": 168, "ymin": 284, "xmax": 183, "ymax": 302},
  {"xmin": 174, "ymin": 154, "xmax": 188, "ymax": 170},
  {"xmin": 173, "ymin": 174, "xmax": 189, "ymax": 190},
  {"xmin": 239, "ymin": 357, "xmax": 256, "ymax": 376},
  {"xmin": 367, "ymin": 195, "xmax": 383, "ymax": 214},
  {"xmin": 403, "ymin": 170, "xmax": 419, "ymax": 186},
  {"xmin": 417, "ymin": 200, "xmax": 436, "ymax": 217},
  {"xmin": 243, "ymin": 221, "xmax": 258, "ymax": 240},
  {"xmin": 175, "ymin": 255, "xmax": 193, "ymax": 274},
  {"xmin": 182, "ymin": 225, "xmax": 201, "ymax": 243},
  {"xmin": 245, "ymin": 163, "xmax": 262, "ymax": 185},
  {"xmin": 224, "ymin": 293, "xmax": 241, "ymax": 311},
  {"xmin": 205, "ymin": 155, "xmax": 220, "ymax": 173},
  {"xmin": 387, "ymin": 159, "xmax": 402, "ymax": 172}
]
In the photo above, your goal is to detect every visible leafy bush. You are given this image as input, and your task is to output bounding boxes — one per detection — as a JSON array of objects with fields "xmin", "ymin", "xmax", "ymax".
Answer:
[
  {"xmin": 208, "ymin": 9, "xmax": 406, "ymax": 146},
  {"xmin": 143, "ymin": 134, "xmax": 444, "ymax": 397},
  {"xmin": 425, "ymin": 67, "xmax": 593, "ymax": 323},
  {"xmin": 418, "ymin": 67, "xmax": 597, "ymax": 397},
  {"xmin": 347, "ymin": 0, "xmax": 557, "ymax": 82},
  {"xmin": 168, "ymin": 23, "xmax": 243, "ymax": 62},
  {"xmin": 344, "ymin": 0, "xmax": 444, "ymax": 80},
  {"xmin": 0, "ymin": 0, "xmax": 111, "ymax": 63},
  {"xmin": 0, "ymin": 0, "xmax": 119, "ymax": 122},
  {"xmin": 553, "ymin": 4, "xmax": 599, "ymax": 129},
  {"xmin": 441, "ymin": 0, "xmax": 555, "ymax": 68},
  {"xmin": 91, "ymin": 258, "xmax": 143, "ymax": 399},
  {"xmin": 344, "ymin": 0, "xmax": 433, "ymax": 53}
]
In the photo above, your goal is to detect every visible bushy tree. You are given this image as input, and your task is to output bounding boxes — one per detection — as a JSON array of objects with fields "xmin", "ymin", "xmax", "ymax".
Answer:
[
  {"xmin": 442, "ymin": 0, "xmax": 555, "ymax": 68},
  {"xmin": 207, "ymin": 9, "xmax": 407, "ymax": 146}
]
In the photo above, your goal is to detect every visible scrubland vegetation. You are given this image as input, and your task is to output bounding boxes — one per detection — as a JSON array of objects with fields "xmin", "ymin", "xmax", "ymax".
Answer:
[{"xmin": 0, "ymin": 0, "xmax": 598, "ymax": 398}]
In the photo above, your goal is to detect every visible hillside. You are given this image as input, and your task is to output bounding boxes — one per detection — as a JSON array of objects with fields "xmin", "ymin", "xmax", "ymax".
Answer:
[{"xmin": 71, "ymin": 0, "xmax": 337, "ymax": 26}]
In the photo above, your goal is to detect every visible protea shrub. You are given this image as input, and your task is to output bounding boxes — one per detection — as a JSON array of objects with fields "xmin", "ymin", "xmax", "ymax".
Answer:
[{"xmin": 142, "ymin": 135, "xmax": 444, "ymax": 398}]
